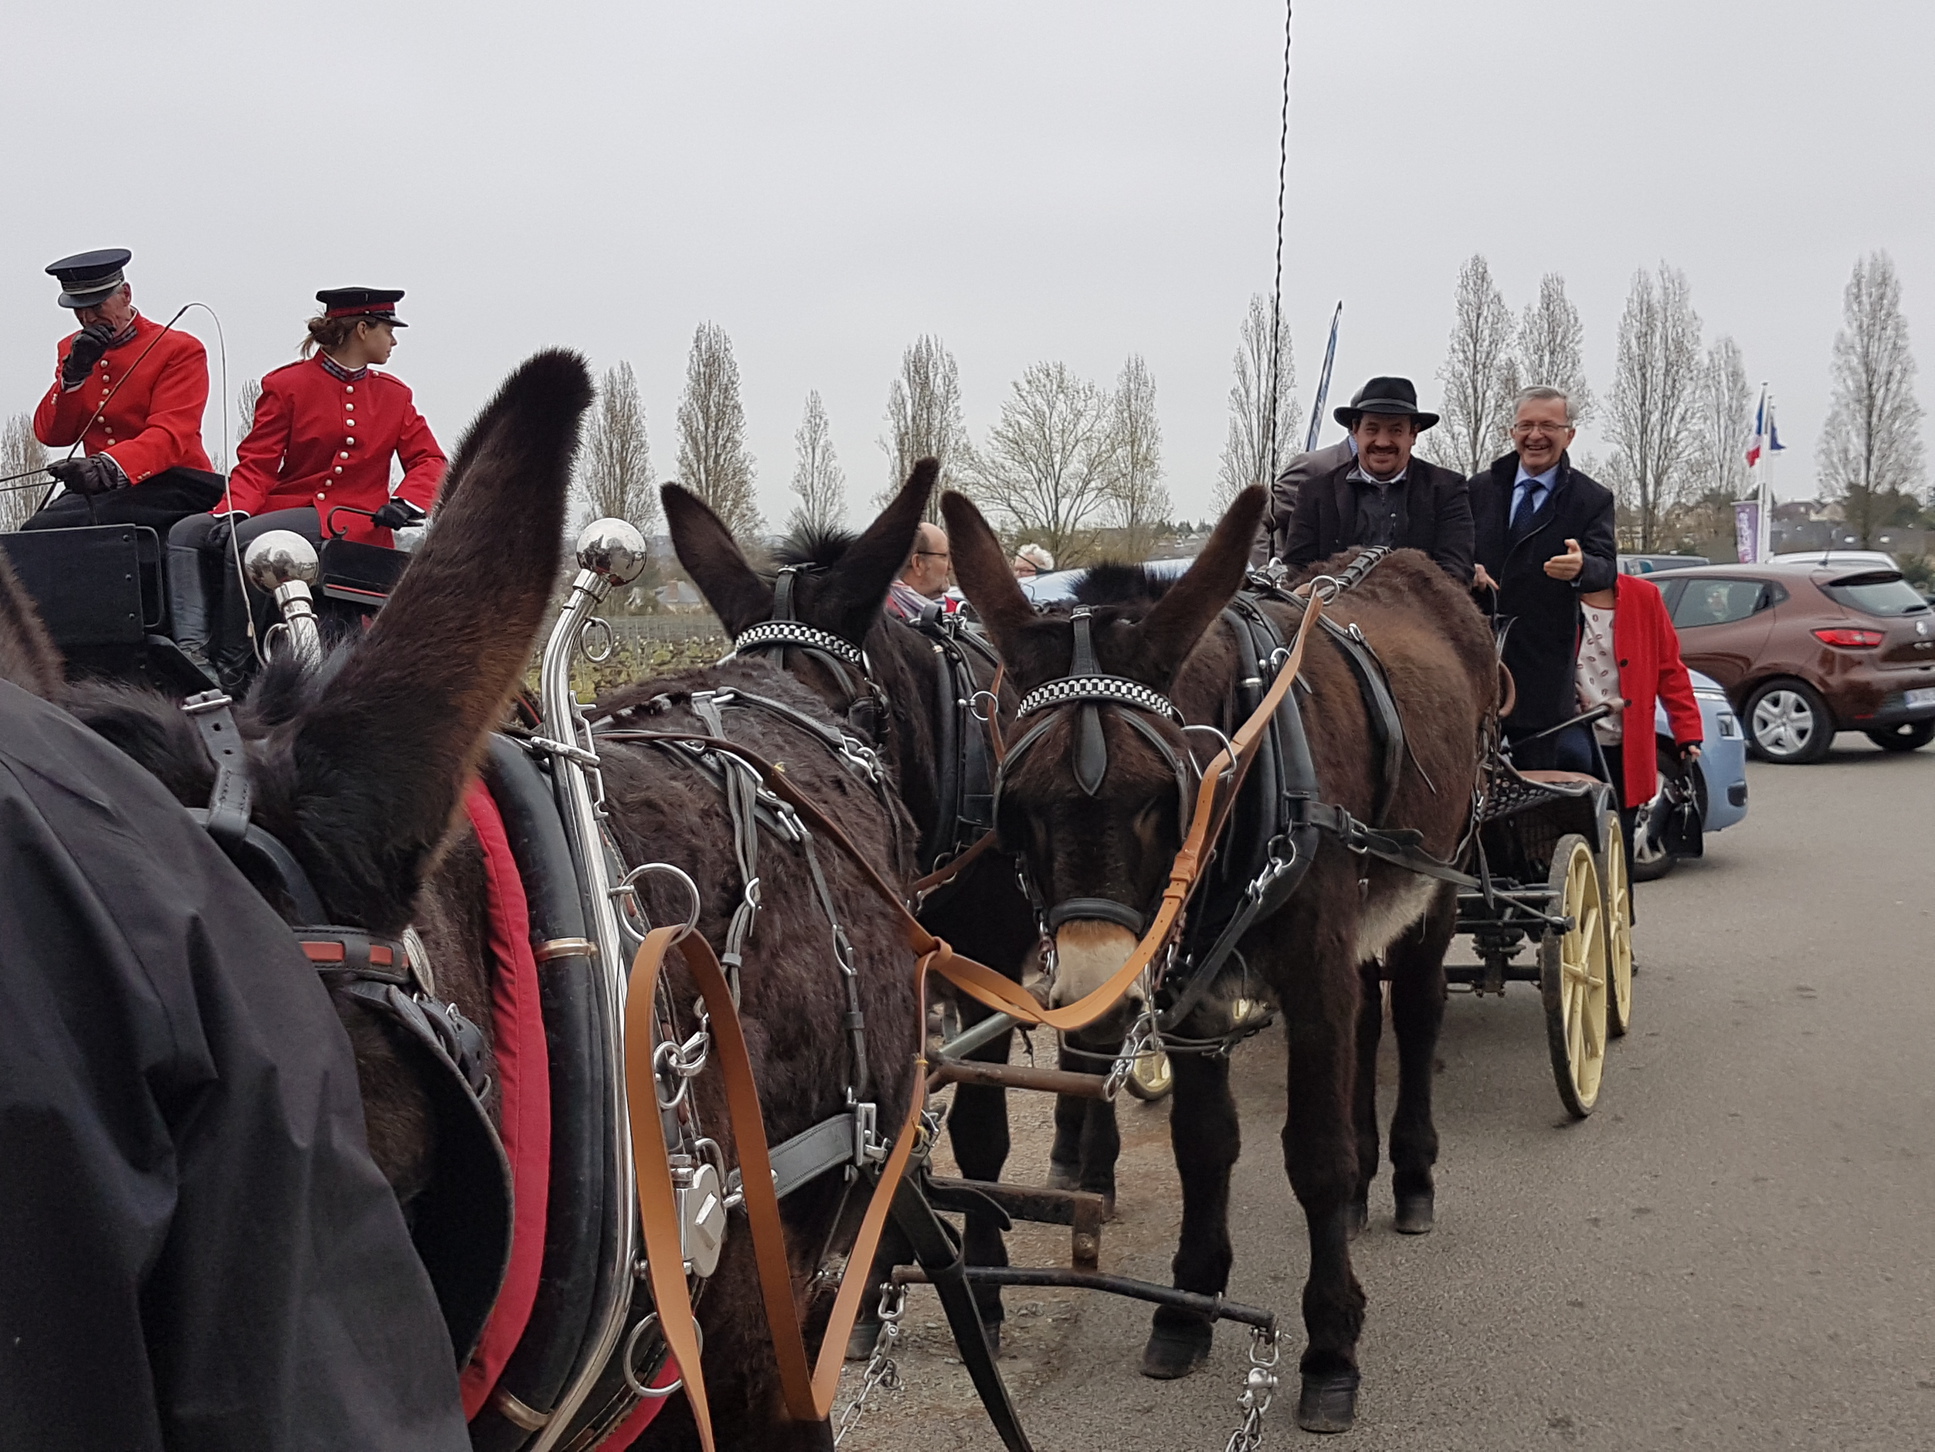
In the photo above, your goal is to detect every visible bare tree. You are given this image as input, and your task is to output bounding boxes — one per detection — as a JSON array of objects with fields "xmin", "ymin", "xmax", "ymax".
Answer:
[
  {"xmin": 966, "ymin": 361, "xmax": 1122, "ymax": 566},
  {"xmin": 1605, "ymin": 263, "xmax": 1704, "ymax": 551},
  {"xmin": 1817, "ymin": 251, "xmax": 1926, "ymax": 548},
  {"xmin": 1510, "ymin": 273, "xmax": 1593, "ymax": 427},
  {"xmin": 1216, "ymin": 294, "xmax": 1297, "ymax": 507},
  {"xmin": 1108, "ymin": 354, "xmax": 1170, "ymax": 558},
  {"xmin": 787, "ymin": 389, "xmax": 846, "ymax": 536},
  {"xmin": 879, "ymin": 335, "xmax": 972, "ymax": 515},
  {"xmin": 1428, "ymin": 254, "xmax": 1516, "ymax": 477},
  {"xmin": 676, "ymin": 322, "xmax": 762, "ymax": 540},
  {"xmin": 575, "ymin": 361, "xmax": 657, "ymax": 535},
  {"xmin": 1, "ymin": 414, "xmax": 46, "ymax": 531},
  {"xmin": 1692, "ymin": 336, "xmax": 1752, "ymax": 501},
  {"xmin": 238, "ymin": 377, "xmax": 262, "ymax": 438}
]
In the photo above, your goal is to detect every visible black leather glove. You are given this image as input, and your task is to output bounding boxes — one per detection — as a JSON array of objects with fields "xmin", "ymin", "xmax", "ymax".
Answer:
[
  {"xmin": 369, "ymin": 498, "xmax": 427, "ymax": 530},
  {"xmin": 61, "ymin": 323, "xmax": 116, "ymax": 386},
  {"xmin": 205, "ymin": 511, "xmax": 249, "ymax": 553},
  {"xmin": 47, "ymin": 454, "xmax": 128, "ymax": 496}
]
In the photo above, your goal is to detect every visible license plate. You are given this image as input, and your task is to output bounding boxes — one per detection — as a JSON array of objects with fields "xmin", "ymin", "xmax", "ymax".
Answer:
[{"xmin": 1907, "ymin": 687, "xmax": 1935, "ymax": 709}]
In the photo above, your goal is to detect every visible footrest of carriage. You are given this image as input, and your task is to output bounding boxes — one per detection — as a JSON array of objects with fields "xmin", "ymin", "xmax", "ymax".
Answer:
[
  {"xmin": 889, "ymin": 1263, "xmax": 1277, "ymax": 1333},
  {"xmin": 927, "ymin": 1176, "xmax": 1109, "ymax": 1269}
]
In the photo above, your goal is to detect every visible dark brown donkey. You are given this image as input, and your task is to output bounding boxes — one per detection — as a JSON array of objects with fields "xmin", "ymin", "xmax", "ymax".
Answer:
[
  {"xmin": 663, "ymin": 465, "xmax": 1115, "ymax": 1347},
  {"xmin": 942, "ymin": 485, "xmax": 1496, "ymax": 1433},
  {"xmin": 2, "ymin": 353, "xmax": 922, "ymax": 1448}
]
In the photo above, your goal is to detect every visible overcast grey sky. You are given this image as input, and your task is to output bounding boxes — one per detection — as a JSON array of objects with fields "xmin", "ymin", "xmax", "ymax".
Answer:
[{"xmin": 8, "ymin": 1, "xmax": 1933, "ymax": 525}]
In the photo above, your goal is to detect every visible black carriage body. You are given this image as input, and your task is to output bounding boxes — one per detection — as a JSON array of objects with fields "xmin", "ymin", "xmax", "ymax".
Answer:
[{"xmin": 1449, "ymin": 770, "xmax": 1614, "ymax": 990}]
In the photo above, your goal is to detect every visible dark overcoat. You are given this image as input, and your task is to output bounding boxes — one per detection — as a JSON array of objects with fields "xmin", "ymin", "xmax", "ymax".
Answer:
[
  {"xmin": 1470, "ymin": 451, "xmax": 1618, "ymax": 730},
  {"xmin": 0, "ymin": 680, "xmax": 468, "ymax": 1452},
  {"xmin": 1280, "ymin": 453, "xmax": 1474, "ymax": 582}
]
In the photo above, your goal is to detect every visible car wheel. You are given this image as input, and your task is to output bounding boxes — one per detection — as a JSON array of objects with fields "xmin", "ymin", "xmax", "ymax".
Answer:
[
  {"xmin": 1745, "ymin": 680, "xmax": 1835, "ymax": 764},
  {"xmin": 1864, "ymin": 720, "xmax": 1935, "ymax": 752},
  {"xmin": 1630, "ymin": 748, "xmax": 1678, "ymax": 883}
]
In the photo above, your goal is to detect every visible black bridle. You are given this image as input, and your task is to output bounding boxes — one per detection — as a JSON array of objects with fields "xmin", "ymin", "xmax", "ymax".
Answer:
[
  {"xmin": 727, "ymin": 565, "xmax": 890, "ymax": 743},
  {"xmin": 995, "ymin": 607, "xmax": 1199, "ymax": 939}
]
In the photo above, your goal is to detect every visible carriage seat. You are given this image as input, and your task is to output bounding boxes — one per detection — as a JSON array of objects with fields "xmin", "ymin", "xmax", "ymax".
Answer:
[{"xmin": 1517, "ymin": 769, "xmax": 1602, "ymax": 790}]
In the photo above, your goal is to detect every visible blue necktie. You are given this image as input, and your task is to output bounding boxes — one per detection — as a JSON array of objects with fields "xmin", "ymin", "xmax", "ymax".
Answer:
[{"xmin": 1511, "ymin": 482, "xmax": 1544, "ymax": 537}]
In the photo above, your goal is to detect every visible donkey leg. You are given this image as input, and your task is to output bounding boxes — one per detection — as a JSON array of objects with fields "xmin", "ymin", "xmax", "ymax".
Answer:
[
  {"xmin": 1350, "ymin": 958, "xmax": 1384, "ymax": 1238},
  {"xmin": 1140, "ymin": 1044, "xmax": 1239, "ymax": 1380},
  {"xmin": 1050, "ymin": 1035, "xmax": 1122, "ymax": 1206},
  {"xmin": 1278, "ymin": 927, "xmax": 1367, "ymax": 1433},
  {"xmin": 1386, "ymin": 884, "xmax": 1455, "ymax": 1236},
  {"xmin": 944, "ymin": 1013, "xmax": 1014, "ymax": 1340}
]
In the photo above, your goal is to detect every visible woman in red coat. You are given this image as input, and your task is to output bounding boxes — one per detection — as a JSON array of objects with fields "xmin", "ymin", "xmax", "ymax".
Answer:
[
  {"xmin": 167, "ymin": 289, "xmax": 446, "ymax": 685},
  {"xmin": 1575, "ymin": 573, "xmax": 1704, "ymax": 818}
]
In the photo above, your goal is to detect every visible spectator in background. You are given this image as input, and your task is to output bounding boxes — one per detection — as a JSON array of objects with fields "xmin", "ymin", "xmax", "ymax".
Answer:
[
  {"xmin": 887, "ymin": 520, "xmax": 956, "ymax": 621},
  {"xmin": 1576, "ymin": 573, "xmax": 1703, "ymax": 845},
  {"xmin": 1012, "ymin": 543, "xmax": 1054, "ymax": 578}
]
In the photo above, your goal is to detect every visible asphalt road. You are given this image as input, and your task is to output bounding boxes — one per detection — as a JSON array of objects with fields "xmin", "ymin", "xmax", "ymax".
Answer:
[{"xmin": 839, "ymin": 734, "xmax": 1935, "ymax": 1451}]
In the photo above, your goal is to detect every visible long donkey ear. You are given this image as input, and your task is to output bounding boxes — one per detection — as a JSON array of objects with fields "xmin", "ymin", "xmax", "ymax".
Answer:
[
  {"xmin": 282, "ymin": 349, "xmax": 593, "ymax": 930},
  {"xmin": 815, "ymin": 458, "xmax": 936, "ymax": 642},
  {"xmin": 1134, "ymin": 484, "xmax": 1266, "ymax": 684},
  {"xmin": 663, "ymin": 483, "xmax": 773, "ymax": 637},
  {"xmin": 0, "ymin": 545, "xmax": 64, "ymax": 699},
  {"xmin": 940, "ymin": 490, "xmax": 1035, "ymax": 659}
]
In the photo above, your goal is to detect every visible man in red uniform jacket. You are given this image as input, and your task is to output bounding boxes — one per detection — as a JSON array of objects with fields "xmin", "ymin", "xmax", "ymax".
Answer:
[{"xmin": 23, "ymin": 249, "xmax": 225, "ymax": 531}]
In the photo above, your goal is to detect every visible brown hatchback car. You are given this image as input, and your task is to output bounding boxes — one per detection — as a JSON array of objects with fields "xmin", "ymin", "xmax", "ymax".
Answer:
[{"xmin": 1654, "ymin": 561, "xmax": 1935, "ymax": 763}]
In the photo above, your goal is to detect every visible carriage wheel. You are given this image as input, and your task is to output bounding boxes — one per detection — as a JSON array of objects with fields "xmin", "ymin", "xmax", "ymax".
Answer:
[
  {"xmin": 1539, "ymin": 834, "xmax": 1607, "ymax": 1118},
  {"xmin": 1597, "ymin": 811, "xmax": 1634, "ymax": 1038}
]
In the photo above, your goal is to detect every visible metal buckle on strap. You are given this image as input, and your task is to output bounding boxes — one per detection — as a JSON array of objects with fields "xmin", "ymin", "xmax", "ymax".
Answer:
[{"xmin": 182, "ymin": 689, "xmax": 252, "ymax": 848}]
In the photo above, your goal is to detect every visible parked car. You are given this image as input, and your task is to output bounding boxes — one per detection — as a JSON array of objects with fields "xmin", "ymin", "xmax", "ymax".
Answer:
[
  {"xmin": 1631, "ymin": 668, "xmax": 1749, "ymax": 880},
  {"xmin": 1619, "ymin": 553, "xmax": 1708, "ymax": 575},
  {"xmin": 1769, "ymin": 549, "xmax": 1898, "ymax": 569},
  {"xmin": 1650, "ymin": 562, "xmax": 1935, "ymax": 762}
]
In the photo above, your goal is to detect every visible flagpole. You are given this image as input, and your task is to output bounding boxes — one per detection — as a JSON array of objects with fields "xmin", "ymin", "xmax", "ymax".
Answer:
[{"xmin": 1760, "ymin": 388, "xmax": 1774, "ymax": 562}]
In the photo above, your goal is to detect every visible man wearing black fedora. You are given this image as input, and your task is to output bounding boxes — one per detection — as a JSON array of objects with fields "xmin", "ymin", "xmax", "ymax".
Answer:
[{"xmin": 1278, "ymin": 375, "xmax": 1473, "ymax": 582}]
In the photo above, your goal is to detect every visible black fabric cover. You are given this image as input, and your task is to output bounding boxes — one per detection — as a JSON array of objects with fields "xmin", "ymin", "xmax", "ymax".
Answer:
[{"xmin": 0, "ymin": 680, "xmax": 467, "ymax": 1452}]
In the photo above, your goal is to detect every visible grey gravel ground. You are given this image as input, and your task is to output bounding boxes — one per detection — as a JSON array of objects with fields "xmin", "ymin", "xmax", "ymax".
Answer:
[{"xmin": 838, "ymin": 735, "xmax": 1935, "ymax": 1451}]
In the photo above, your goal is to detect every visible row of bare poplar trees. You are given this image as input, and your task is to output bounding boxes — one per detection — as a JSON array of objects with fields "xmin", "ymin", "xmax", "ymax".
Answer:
[{"xmin": 1406, "ymin": 252, "xmax": 1925, "ymax": 553}]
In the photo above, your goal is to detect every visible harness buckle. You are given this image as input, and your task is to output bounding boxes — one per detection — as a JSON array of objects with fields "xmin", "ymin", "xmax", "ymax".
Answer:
[{"xmin": 851, "ymin": 1100, "xmax": 888, "ymax": 1174}]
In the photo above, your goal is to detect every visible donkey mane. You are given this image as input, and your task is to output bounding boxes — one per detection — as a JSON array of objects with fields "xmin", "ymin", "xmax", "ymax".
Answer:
[
  {"xmin": 1072, "ymin": 561, "xmax": 1179, "ymax": 607},
  {"xmin": 772, "ymin": 524, "xmax": 859, "ymax": 572}
]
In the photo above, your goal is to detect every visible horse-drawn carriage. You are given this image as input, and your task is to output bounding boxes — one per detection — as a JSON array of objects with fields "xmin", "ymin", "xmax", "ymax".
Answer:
[
  {"xmin": 1450, "ymin": 749, "xmax": 1632, "ymax": 1118},
  {"xmin": 0, "ymin": 506, "xmax": 409, "ymax": 693}
]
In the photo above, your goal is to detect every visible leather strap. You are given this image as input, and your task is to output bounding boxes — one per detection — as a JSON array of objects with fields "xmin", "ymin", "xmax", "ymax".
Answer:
[
  {"xmin": 182, "ymin": 690, "xmax": 251, "ymax": 849},
  {"xmin": 624, "ymin": 927, "xmax": 929, "ymax": 1442}
]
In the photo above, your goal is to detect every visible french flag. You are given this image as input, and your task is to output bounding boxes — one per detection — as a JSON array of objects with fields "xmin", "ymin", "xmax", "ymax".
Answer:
[{"xmin": 1745, "ymin": 388, "xmax": 1786, "ymax": 468}]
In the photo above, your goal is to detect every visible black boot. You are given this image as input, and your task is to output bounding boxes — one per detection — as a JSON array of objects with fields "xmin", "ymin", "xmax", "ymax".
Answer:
[{"xmin": 165, "ymin": 540, "xmax": 220, "ymax": 682}]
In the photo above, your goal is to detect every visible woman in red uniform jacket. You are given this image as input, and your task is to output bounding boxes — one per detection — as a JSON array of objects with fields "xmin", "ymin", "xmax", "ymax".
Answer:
[
  {"xmin": 167, "ymin": 289, "xmax": 445, "ymax": 685},
  {"xmin": 1576, "ymin": 573, "xmax": 1704, "ymax": 809}
]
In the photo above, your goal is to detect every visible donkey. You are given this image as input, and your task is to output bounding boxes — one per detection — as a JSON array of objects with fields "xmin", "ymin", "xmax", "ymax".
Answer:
[
  {"xmin": 663, "ymin": 466, "xmax": 1121, "ymax": 1346},
  {"xmin": 942, "ymin": 485, "xmax": 1496, "ymax": 1432},
  {"xmin": 4, "ymin": 353, "xmax": 922, "ymax": 1448}
]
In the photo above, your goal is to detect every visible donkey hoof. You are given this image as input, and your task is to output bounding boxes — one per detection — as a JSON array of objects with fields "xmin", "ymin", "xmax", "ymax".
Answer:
[
  {"xmin": 1046, "ymin": 1159, "xmax": 1080, "ymax": 1192},
  {"xmin": 1394, "ymin": 1191, "xmax": 1435, "ymax": 1235},
  {"xmin": 1139, "ymin": 1320, "xmax": 1213, "ymax": 1380},
  {"xmin": 846, "ymin": 1317, "xmax": 882, "ymax": 1361},
  {"xmin": 1296, "ymin": 1370, "xmax": 1360, "ymax": 1433},
  {"xmin": 1345, "ymin": 1197, "xmax": 1369, "ymax": 1240}
]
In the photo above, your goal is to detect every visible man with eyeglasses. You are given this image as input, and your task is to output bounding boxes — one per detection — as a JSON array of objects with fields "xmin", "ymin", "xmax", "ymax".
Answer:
[
  {"xmin": 1470, "ymin": 386, "xmax": 1618, "ymax": 770},
  {"xmin": 1278, "ymin": 375, "xmax": 1473, "ymax": 581},
  {"xmin": 887, "ymin": 519, "xmax": 958, "ymax": 621}
]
